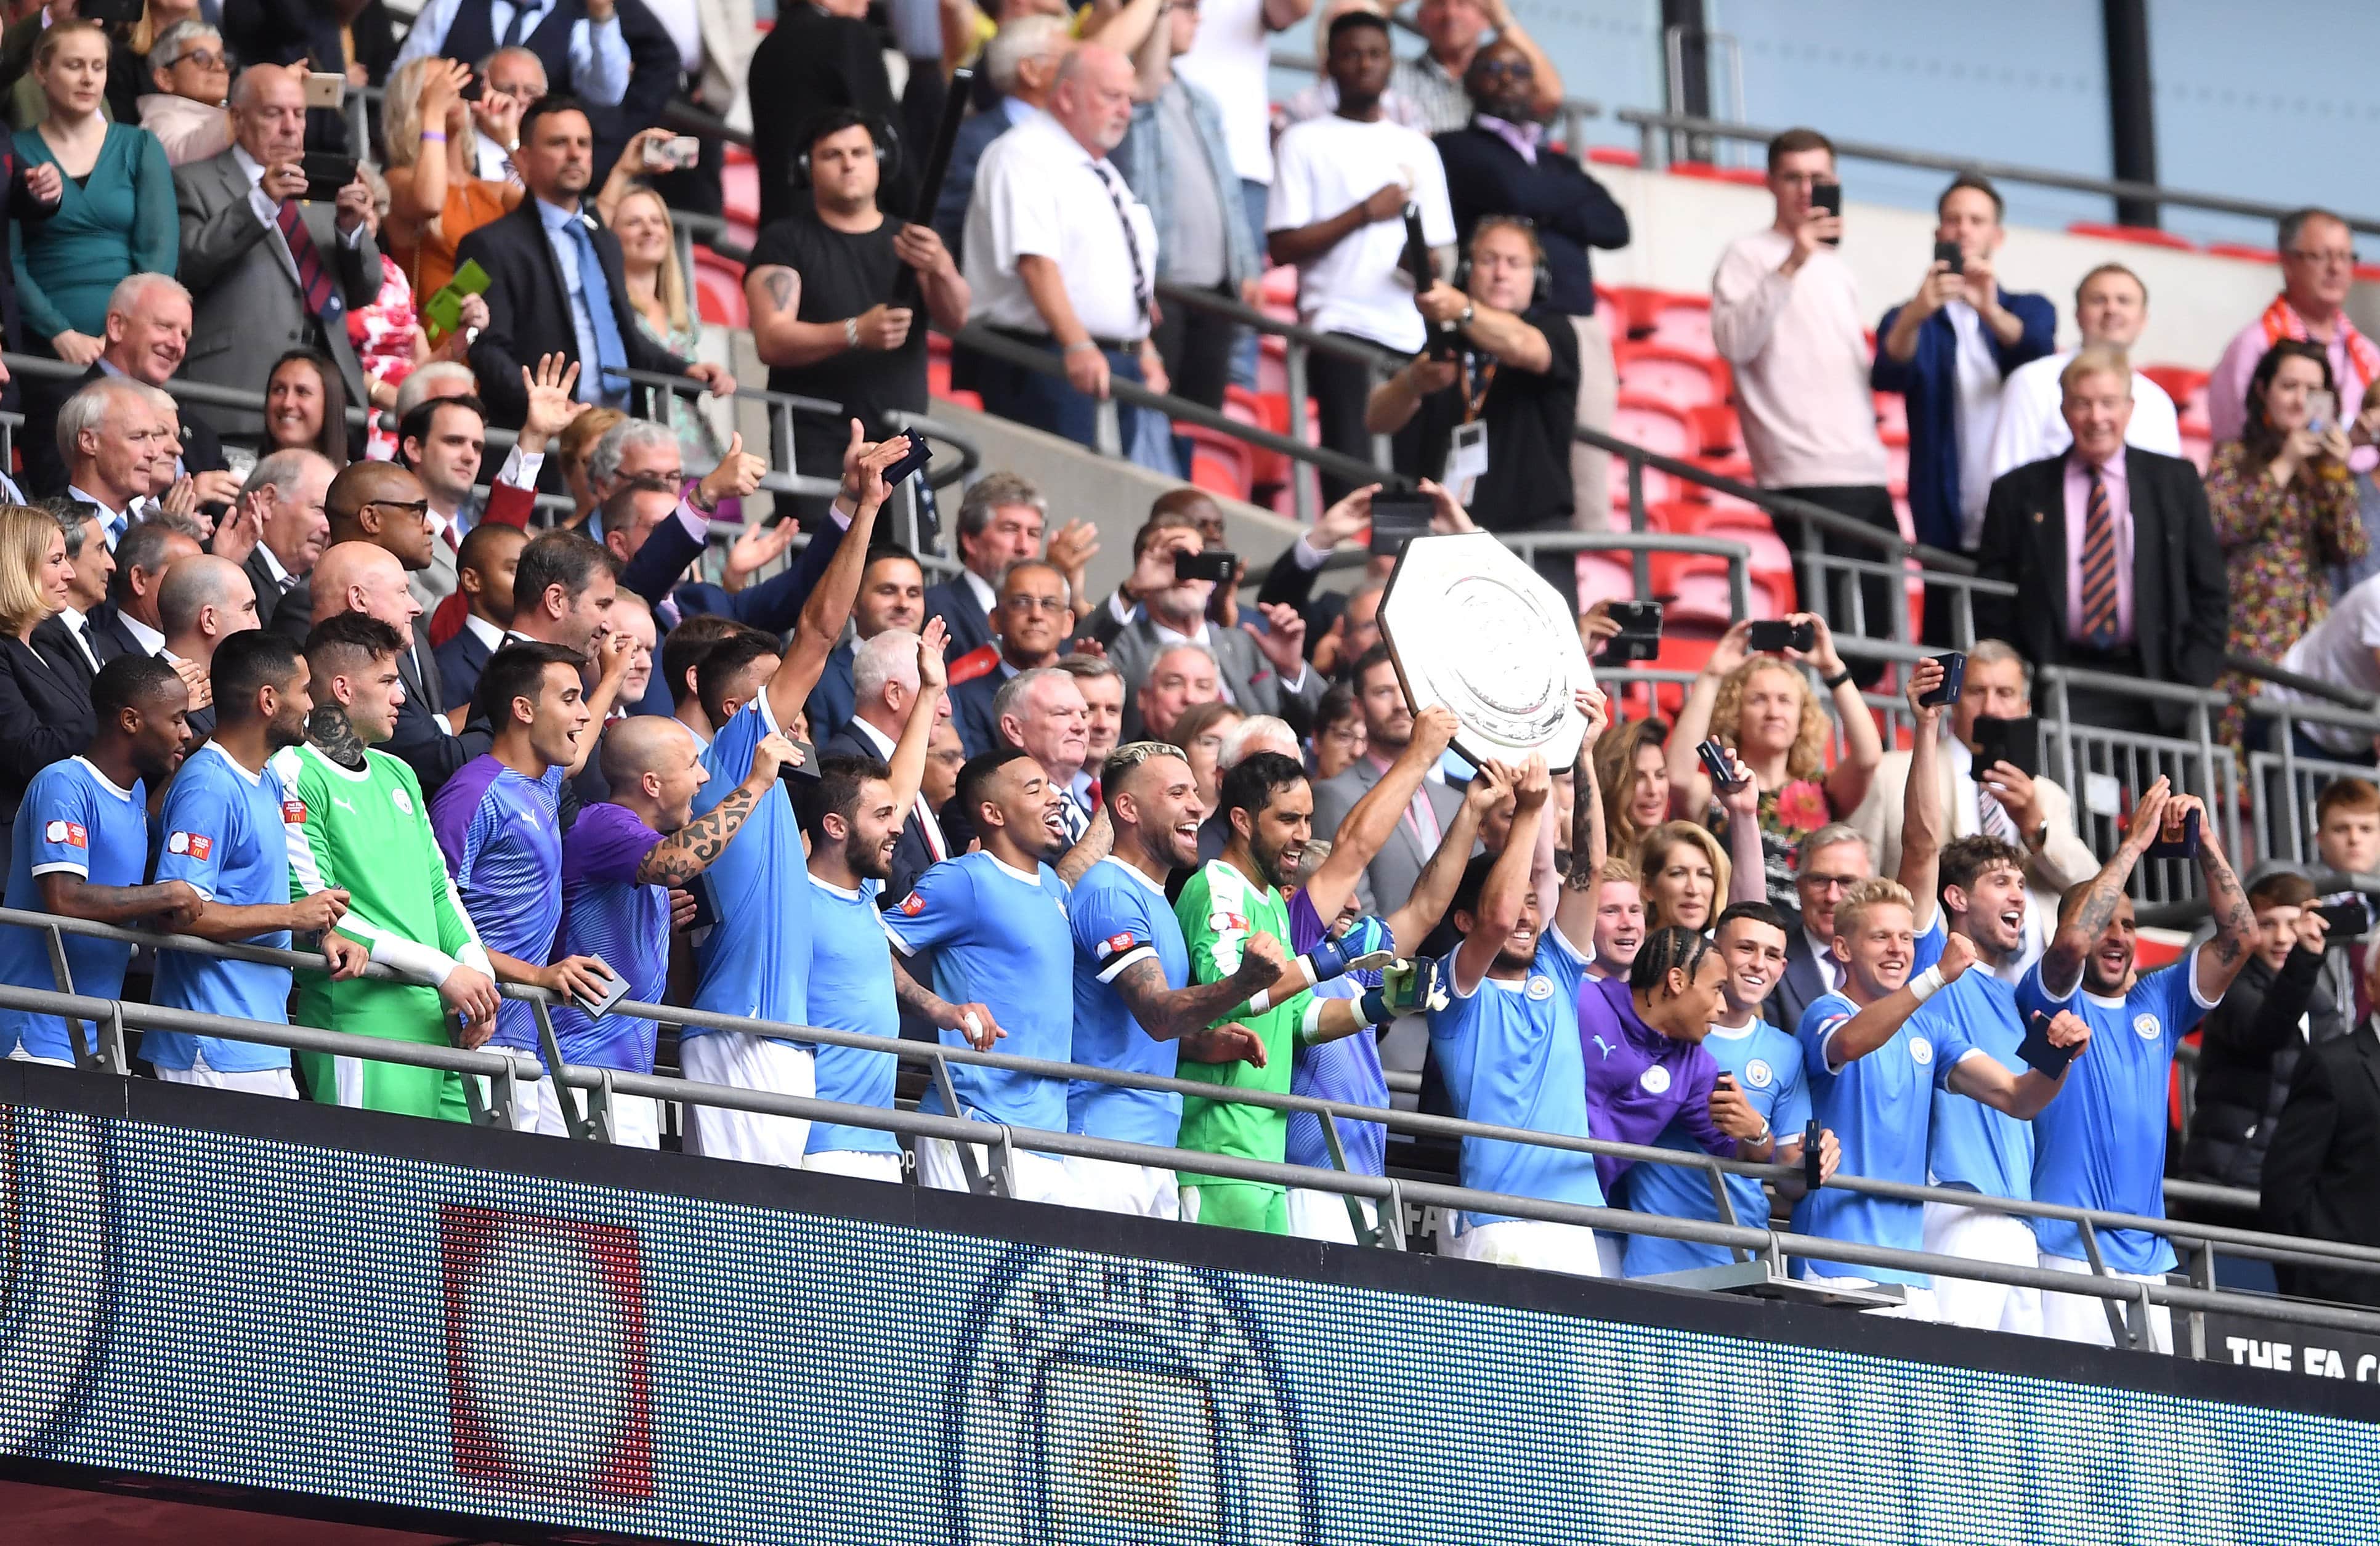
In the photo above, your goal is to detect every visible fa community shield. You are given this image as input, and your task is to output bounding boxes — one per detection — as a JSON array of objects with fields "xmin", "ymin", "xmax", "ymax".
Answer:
[{"xmin": 1379, "ymin": 532, "xmax": 1596, "ymax": 767}]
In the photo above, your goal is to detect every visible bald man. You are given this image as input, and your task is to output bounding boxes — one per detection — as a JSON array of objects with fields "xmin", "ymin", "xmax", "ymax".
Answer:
[
  {"xmin": 307, "ymin": 540, "xmax": 466, "ymax": 790},
  {"xmin": 158, "ymin": 555, "xmax": 261, "ymax": 743}
]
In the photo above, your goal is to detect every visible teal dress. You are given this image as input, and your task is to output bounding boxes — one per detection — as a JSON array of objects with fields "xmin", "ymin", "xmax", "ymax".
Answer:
[{"xmin": 10, "ymin": 122, "xmax": 175, "ymax": 346}]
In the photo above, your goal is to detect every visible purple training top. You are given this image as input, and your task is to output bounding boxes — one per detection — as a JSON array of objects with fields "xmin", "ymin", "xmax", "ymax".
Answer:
[{"xmin": 1577, "ymin": 975, "xmax": 1735, "ymax": 1193}]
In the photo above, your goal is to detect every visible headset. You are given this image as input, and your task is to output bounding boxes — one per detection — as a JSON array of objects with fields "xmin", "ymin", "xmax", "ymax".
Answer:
[
  {"xmin": 1452, "ymin": 215, "xmax": 1552, "ymax": 310},
  {"xmin": 790, "ymin": 110, "xmax": 904, "ymax": 190}
]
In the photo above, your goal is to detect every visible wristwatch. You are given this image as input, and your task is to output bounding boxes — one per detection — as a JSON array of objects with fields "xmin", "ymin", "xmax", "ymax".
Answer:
[
  {"xmin": 2027, "ymin": 818, "xmax": 2049, "ymax": 852},
  {"xmin": 1458, "ymin": 303, "xmax": 1476, "ymax": 328}
]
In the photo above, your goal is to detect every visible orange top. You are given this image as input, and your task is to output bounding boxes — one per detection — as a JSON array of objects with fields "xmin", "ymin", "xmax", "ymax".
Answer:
[{"xmin": 387, "ymin": 177, "xmax": 516, "ymax": 305}]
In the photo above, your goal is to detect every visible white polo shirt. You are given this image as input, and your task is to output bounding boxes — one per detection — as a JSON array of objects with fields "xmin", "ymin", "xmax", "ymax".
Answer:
[{"xmin": 963, "ymin": 109, "xmax": 1157, "ymax": 344}]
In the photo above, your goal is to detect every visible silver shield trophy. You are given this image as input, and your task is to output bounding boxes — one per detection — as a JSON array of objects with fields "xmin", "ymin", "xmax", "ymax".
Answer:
[{"xmin": 1378, "ymin": 532, "xmax": 1595, "ymax": 768}]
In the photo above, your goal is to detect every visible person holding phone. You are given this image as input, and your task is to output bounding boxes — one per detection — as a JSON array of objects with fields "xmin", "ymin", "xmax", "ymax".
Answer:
[
  {"xmin": 382, "ymin": 56, "xmax": 521, "ymax": 303},
  {"xmin": 2206, "ymin": 338, "xmax": 2369, "ymax": 749},
  {"xmin": 1712, "ymin": 126, "xmax": 1896, "ymax": 681},
  {"xmin": 1872, "ymin": 174, "xmax": 2055, "ymax": 559}
]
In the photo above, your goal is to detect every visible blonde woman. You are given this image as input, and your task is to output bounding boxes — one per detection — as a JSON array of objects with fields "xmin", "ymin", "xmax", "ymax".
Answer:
[
  {"xmin": 557, "ymin": 405, "xmax": 628, "ymax": 528},
  {"xmin": 0, "ymin": 504, "xmax": 91, "ymax": 844},
  {"xmin": 607, "ymin": 182, "xmax": 724, "ymax": 469},
  {"xmin": 1637, "ymin": 822, "xmax": 1731, "ymax": 934},
  {"xmin": 382, "ymin": 55, "xmax": 519, "ymax": 301},
  {"xmin": 1667, "ymin": 614, "xmax": 1883, "ymax": 909}
]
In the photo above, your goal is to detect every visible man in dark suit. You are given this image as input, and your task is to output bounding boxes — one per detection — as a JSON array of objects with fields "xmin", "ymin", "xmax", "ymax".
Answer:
[
  {"xmin": 946, "ymin": 559, "xmax": 1072, "ymax": 755},
  {"xmin": 2261, "ymin": 1000, "xmax": 2380, "ymax": 1308},
  {"xmin": 1974, "ymin": 346, "xmax": 2227, "ymax": 735},
  {"xmin": 237, "ymin": 449, "xmax": 335, "ymax": 635},
  {"xmin": 157, "ymin": 555, "xmax": 261, "ymax": 745},
  {"xmin": 806, "ymin": 545, "xmax": 926, "ymax": 740},
  {"xmin": 920, "ymin": 471, "xmax": 1058, "ymax": 660},
  {"xmin": 1765, "ymin": 823, "xmax": 1876, "ymax": 1042},
  {"xmin": 174, "ymin": 67, "xmax": 382, "ymax": 441},
  {"xmin": 32, "ymin": 505, "xmax": 117, "ymax": 692},
  {"xmin": 455, "ymin": 95, "xmax": 733, "ymax": 429},
  {"xmin": 819, "ymin": 625, "xmax": 950, "ymax": 905},
  {"xmin": 435, "ymin": 522, "xmax": 527, "ymax": 711},
  {"xmin": 20, "ymin": 275, "xmax": 229, "ymax": 501}
]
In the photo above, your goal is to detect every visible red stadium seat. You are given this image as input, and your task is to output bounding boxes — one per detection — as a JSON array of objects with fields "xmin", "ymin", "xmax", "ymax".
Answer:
[
  {"xmin": 1179, "ymin": 423, "xmax": 1255, "ymax": 501},
  {"xmin": 1605, "ymin": 286, "xmax": 1665, "ymax": 339},
  {"xmin": 2065, "ymin": 221, "xmax": 2195, "ymax": 252},
  {"xmin": 1880, "ymin": 428, "xmax": 1909, "ymax": 489},
  {"xmin": 1585, "ymin": 145, "xmax": 1640, "ymax": 168},
  {"xmin": 1574, "ymin": 552, "xmax": 1638, "ymax": 610},
  {"xmin": 2179, "ymin": 426, "xmax": 2213, "ymax": 474},
  {"xmin": 1872, "ymin": 391, "xmax": 1908, "ymax": 440},
  {"xmin": 691, "ymin": 251, "xmax": 747, "ymax": 328},
  {"xmin": 1614, "ymin": 341, "xmax": 1729, "ymax": 412},
  {"xmin": 1610, "ymin": 394, "xmax": 1694, "ymax": 458},
  {"xmin": 1686, "ymin": 403, "xmax": 1739, "ymax": 455},
  {"xmin": 2206, "ymin": 243, "xmax": 2279, "ymax": 264},
  {"xmin": 1224, "ymin": 386, "xmax": 1293, "ymax": 494},
  {"xmin": 1669, "ymin": 161, "xmax": 1767, "ymax": 188},
  {"xmin": 1644, "ymin": 293, "xmax": 1714, "ymax": 355}
]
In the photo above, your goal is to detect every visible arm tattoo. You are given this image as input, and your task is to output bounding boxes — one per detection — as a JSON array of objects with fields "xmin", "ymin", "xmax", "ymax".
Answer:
[
  {"xmin": 636, "ymin": 780, "xmax": 763, "ymax": 887},
  {"xmin": 1566, "ymin": 761, "xmax": 1603, "ymax": 888},
  {"xmin": 755, "ymin": 265, "xmax": 796, "ymax": 312},
  {"xmin": 2203, "ymin": 846, "xmax": 2256, "ymax": 966},
  {"xmin": 892, "ymin": 957, "xmax": 944, "ymax": 1019},
  {"xmin": 1117, "ymin": 952, "xmax": 1266, "ymax": 1040},
  {"xmin": 306, "ymin": 705, "xmax": 367, "ymax": 771}
]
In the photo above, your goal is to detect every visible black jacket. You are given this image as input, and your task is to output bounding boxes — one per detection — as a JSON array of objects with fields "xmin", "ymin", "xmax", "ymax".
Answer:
[
  {"xmin": 1972, "ymin": 448, "xmax": 2228, "ymax": 731},
  {"xmin": 22, "ymin": 361, "xmax": 229, "ymax": 501},
  {"xmin": 2184, "ymin": 945, "xmax": 2351, "ymax": 1189},
  {"xmin": 920, "ymin": 575, "xmax": 994, "ymax": 658},
  {"xmin": 1766, "ymin": 902, "xmax": 1832, "ymax": 1041},
  {"xmin": 2261, "ymin": 1022, "xmax": 2380, "ymax": 1306},
  {"xmin": 1433, "ymin": 123, "xmax": 1629, "ymax": 317},
  {"xmin": 455, "ymin": 199, "xmax": 693, "ymax": 427},
  {"xmin": 0, "ymin": 629, "xmax": 94, "ymax": 841}
]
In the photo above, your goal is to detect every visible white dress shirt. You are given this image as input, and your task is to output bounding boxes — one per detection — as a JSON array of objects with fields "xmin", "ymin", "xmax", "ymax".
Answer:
[
  {"xmin": 391, "ymin": 0, "xmax": 631, "ymax": 105},
  {"xmin": 963, "ymin": 109, "xmax": 1157, "ymax": 343},
  {"xmin": 472, "ymin": 129, "xmax": 517, "ymax": 184},
  {"xmin": 54, "ymin": 607, "xmax": 100, "ymax": 673},
  {"xmin": 119, "ymin": 610, "xmax": 165, "ymax": 658},
  {"xmin": 1803, "ymin": 926, "xmax": 1843, "ymax": 995},
  {"xmin": 67, "ymin": 485, "xmax": 135, "ymax": 549}
]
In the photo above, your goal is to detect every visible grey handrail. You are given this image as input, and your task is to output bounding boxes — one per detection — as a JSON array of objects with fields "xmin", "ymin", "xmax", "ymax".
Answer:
[
  {"xmin": 2230, "ymin": 651, "xmax": 2380, "ymax": 713},
  {"xmin": 1614, "ymin": 108, "xmax": 2380, "ymax": 238},
  {"xmin": 1152, "ymin": 278, "xmax": 1401, "ymax": 370},
  {"xmin": 1264, "ymin": 50, "xmax": 1603, "ymax": 151}
]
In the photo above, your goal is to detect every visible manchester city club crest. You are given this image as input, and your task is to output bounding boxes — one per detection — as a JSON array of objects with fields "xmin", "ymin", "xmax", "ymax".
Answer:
[{"xmin": 941, "ymin": 1244, "xmax": 1321, "ymax": 1545}]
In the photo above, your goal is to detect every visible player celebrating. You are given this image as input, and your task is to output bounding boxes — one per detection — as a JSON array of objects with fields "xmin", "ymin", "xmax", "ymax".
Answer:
[
  {"xmin": 1175, "ymin": 751, "xmax": 1410, "ymax": 1235},
  {"xmin": 431, "ymin": 640, "xmax": 631, "ymax": 1134},
  {"xmin": 1067, "ymin": 740, "xmax": 1281, "ymax": 1219},
  {"xmin": 886, "ymin": 747, "xmax": 1079, "ymax": 1202},
  {"xmin": 549, "ymin": 714, "xmax": 795, "ymax": 1147},
  {"xmin": 1622, "ymin": 902, "xmax": 1826, "ymax": 1278},
  {"xmin": 2020, "ymin": 777, "xmax": 2257, "ymax": 1349},
  {"xmin": 150, "ymin": 633, "xmax": 363, "ymax": 1095},
  {"xmin": 676, "ymin": 431, "xmax": 913, "ymax": 1163},
  {"xmin": 276, "ymin": 615, "xmax": 502, "ymax": 1118},
  {"xmin": 1794, "ymin": 662, "xmax": 2091, "ymax": 1317},
  {"xmin": 0, "ymin": 656, "xmax": 199, "ymax": 1064}
]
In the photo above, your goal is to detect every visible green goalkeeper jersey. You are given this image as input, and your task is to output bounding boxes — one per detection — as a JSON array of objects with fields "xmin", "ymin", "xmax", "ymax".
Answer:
[
  {"xmin": 271, "ymin": 743, "xmax": 489, "ymax": 1119},
  {"xmin": 1173, "ymin": 858, "xmax": 1311, "ymax": 1186}
]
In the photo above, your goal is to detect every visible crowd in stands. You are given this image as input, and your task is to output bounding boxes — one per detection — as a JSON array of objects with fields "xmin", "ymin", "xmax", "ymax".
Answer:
[{"xmin": 0, "ymin": 0, "xmax": 2371, "ymax": 1343}]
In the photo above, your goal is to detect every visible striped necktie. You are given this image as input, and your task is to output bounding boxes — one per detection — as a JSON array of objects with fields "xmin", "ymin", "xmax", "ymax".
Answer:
[
  {"xmin": 2078, "ymin": 465, "xmax": 2118, "ymax": 649},
  {"xmin": 275, "ymin": 199, "xmax": 341, "ymax": 323}
]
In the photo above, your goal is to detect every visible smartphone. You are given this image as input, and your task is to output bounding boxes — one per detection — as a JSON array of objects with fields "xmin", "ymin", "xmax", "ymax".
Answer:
[
  {"xmin": 1811, "ymin": 180, "xmax": 1842, "ymax": 245},
  {"xmin": 299, "ymin": 152, "xmax": 357, "ymax": 203},
  {"xmin": 1920, "ymin": 650, "xmax": 1965, "ymax": 708},
  {"xmin": 572, "ymin": 960, "xmax": 632, "ymax": 1019},
  {"xmin": 1803, "ymin": 1119, "xmax": 1823, "ymax": 1189},
  {"xmin": 1696, "ymin": 737, "xmax": 1745, "ymax": 793},
  {"xmin": 2313, "ymin": 896, "xmax": 2373, "ymax": 938},
  {"xmin": 1173, "ymin": 548, "xmax": 1237, "ymax": 585},
  {"xmin": 643, "ymin": 134, "xmax": 702, "ymax": 172},
  {"xmin": 1969, "ymin": 714, "xmax": 2041, "ymax": 780},
  {"xmin": 2018, "ymin": 1011, "xmax": 2076, "ymax": 1078},
  {"xmin": 459, "ymin": 73, "xmax": 484, "ymax": 102},
  {"xmin": 1746, "ymin": 618, "xmax": 1814, "ymax": 654},
  {"xmin": 1604, "ymin": 599, "xmax": 1662, "ymax": 665},
  {"xmin": 2309, "ymin": 389, "xmax": 2339, "ymax": 435},
  {"xmin": 1932, "ymin": 238, "xmax": 1964, "ymax": 276},
  {"xmin": 1367, "ymin": 492, "xmax": 1433, "ymax": 556},
  {"xmin": 779, "ymin": 737, "xmax": 821, "ymax": 783},
  {"xmin": 304, "ymin": 70, "xmax": 347, "ymax": 110},
  {"xmin": 2144, "ymin": 806, "xmax": 2200, "ymax": 860},
  {"xmin": 882, "ymin": 427, "xmax": 932, "ymax": 488}
]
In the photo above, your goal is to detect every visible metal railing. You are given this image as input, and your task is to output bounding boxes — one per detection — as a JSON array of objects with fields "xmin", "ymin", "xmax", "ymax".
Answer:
[
  {"xmin": 2035, "ymin": 665, "xmax": 2243, "ymax": 905},
  {"xmin": 12, "ymin": 905, "xmax": 2380, "ymax": 1351},
  {"xmin": 1613, "ymin": 109, "xmax": 2380, "ymax": 238},
  {"xmin": 1263, "ymin": 51, "xmax": 1601, "ymax": 156}
]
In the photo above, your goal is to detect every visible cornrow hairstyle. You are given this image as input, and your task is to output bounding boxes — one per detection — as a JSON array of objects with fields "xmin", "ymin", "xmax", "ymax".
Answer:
[{"xmin": 1628, "ymin": 925, "xmax": 1711, "ymax": 995}]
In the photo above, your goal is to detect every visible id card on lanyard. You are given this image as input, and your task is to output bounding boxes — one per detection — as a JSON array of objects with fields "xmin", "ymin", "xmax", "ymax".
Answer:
[{"xmin": 1445, "ymin": 355, "xmax": 1494, "ymax": 500}]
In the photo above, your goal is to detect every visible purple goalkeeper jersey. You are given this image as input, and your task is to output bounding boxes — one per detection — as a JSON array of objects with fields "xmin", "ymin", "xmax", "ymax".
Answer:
[
  {"xmin": 1577, "ymin": 975, "xmax": 1736, "ymax": 1192},
  {"xmin": 429, "ymin": 755, "xmax": 565, "ymax": 1054},
  {"xmin": 550, "ymin": 801, "xmax": 670, "ymax": 1072},
  {"xmin": 1283, "ymin": 888, "xmax": 1388, "ymax": 1176}
]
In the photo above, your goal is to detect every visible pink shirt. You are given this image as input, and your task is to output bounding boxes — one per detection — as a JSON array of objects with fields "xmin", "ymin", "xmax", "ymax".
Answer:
[
  {"xmin": 2207, "ymin": 312, "xmax": 2380, "ymax": 473},
  {"xmin": 2062, "ymin": 448, "xmax": 2134, "ymax": 647},
  {"xmin": 1710, "ymin": 229, "xmax": 1888, "ymax": 490}
]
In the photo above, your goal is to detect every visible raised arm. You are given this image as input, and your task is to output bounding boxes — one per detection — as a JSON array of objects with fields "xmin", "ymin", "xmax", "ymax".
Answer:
[
  {"xmin": 1943, "ymin": 1007, "xmax": 2091, "ymax": 1119},
  {"xmin": 633, "ymin": 734, "xmax": 795, "ymax": 886},
  {"xmin": 763, "ymin": 431, "xmax": 910, "ymax": 729},
  {"xmin": 1897, "ymin": 655, "xmax": 1948, "ymax": 932},
  {"xmin": 1553, "ymin": 689, "xmax": 1609, "ymax": 947},
  {"xmin": 1388, "ymin": 760, "xmax": 1505, "ymax": 955},
  {"xmin": 1666, "ymin": 619, "xmax": 1751, "ymax": 815},
  {"xmin": 2183, "ymin": 792, "xmax": 2259, "ymax": 1006},
  {"xmin": 1823, "ymin": 929, "xmax": 1980, "ymax": 1069},
  {"xmin": 884, "ymin": 621, "xmax": 949, "ymax": 814},
  {"xmin": 1712, "ymin": 747, "xmax": 1768, "ymax": 907},
  {"xmin": 1452, "ymin": 756, "xmax": 1550, "ymax": 994},
  {"xmin": 1302, "ymin": 703, "xmax": 1457, "ymax": 927},
  {"xmin": 1800, "ymin": 615, "xmax": 1880, "ymax": 816},
  {"xmin": 2038, "ymin": 777, "xmax": 2168, "ymax": 1002}
]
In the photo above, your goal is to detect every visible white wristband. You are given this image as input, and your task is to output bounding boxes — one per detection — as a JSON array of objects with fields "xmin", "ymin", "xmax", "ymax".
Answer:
[{"xmin": 1906, "ymin": 965, "xmax": 1945, "ymax": 1005}]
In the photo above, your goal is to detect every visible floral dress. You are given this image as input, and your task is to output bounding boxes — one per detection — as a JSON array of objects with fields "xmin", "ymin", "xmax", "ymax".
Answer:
[
  {"xmin": 348, "ymin": 256, "xmax": 422, "ymax": 463},
  {"xmin": 2204, "ymin": 439, "xmax": 2369, "ymax": 746},
  {"xmin": 633, "ymin": 309, "xmax": 725, "ymax": 471},
  {"xmin": 1710, "ymin": 778, "xmax": 1834, "ymax": 912}
]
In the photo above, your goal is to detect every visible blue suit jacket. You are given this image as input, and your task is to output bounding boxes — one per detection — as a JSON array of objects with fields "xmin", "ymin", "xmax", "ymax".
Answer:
[
  {"xmin": 618, "ymin": 511, "xmax": 854, "ymax": 636},
  {"xmin": 1871, "ymin": 288, "xmax": 2057, "ymax": 551},
  {"xmin": 922, "ymin": 577, "xmax": 996, "ymax": 659},
  {"xmin": 805, "ymin": 640, "xmax": 856, "ymax": 743},
  {"xmin": 435, "ymin": 624, "xmax": 493, "ymax": 716},
  {"xmin": 947, "ymin": 666, "xmax": 1008, "ymax": 758}
]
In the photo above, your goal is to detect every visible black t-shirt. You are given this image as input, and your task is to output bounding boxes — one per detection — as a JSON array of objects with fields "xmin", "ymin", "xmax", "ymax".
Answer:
[
  {"xmin": 1412, "ymin": 306, "xmax": 1582, "ymax": 533},
  {"xmin": 749, "ymin": 212, "xmax": 929, "ymax": 458}
]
